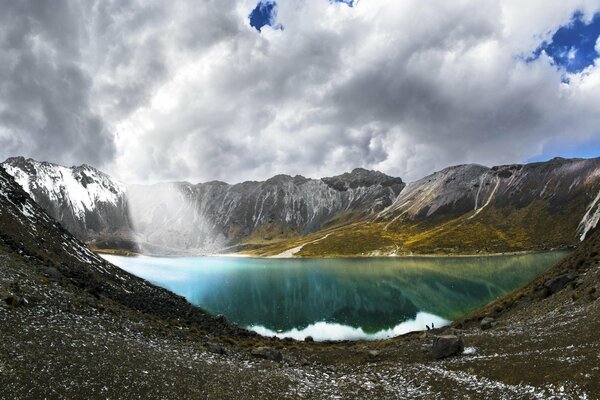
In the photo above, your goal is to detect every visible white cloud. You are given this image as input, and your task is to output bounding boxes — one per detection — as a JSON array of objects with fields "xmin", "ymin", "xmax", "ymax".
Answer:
[{"xmin": 2, "ymin": 1, "xmax": 600, "ymax": 184}]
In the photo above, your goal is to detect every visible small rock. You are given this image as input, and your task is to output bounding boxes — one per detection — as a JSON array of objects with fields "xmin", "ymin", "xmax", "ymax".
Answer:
[
  {"xmin": 44, "ymin": 265, "xmax": 63, "ymax": 281},
  {"xmin": 215, "ymin": 314, "xmax": 227, "ymax": 322},
  {"xmin": 480, "ymin": 317, "xmax": 495, "ymax": 330},
  {"xmin": 4, "ymin": 295, "xmax": 25, "ymax": 307},
  {"xmin": 251, "ymin": 347, "xmax": 283, "ymax": 362},
  {"xmin": 431, "ymin": 335, "xmax": 464, "ymax": 359},
  {"xmin": 368, "ymin": 350, "xmax": 380, "ymax": 358},
  {"xmin": 304, "ymin": 336, "xmax": 314, "ymax": 342},
  {"xmin": 206, "ymin": 342, "xmax": 227, "ymax": 355}
]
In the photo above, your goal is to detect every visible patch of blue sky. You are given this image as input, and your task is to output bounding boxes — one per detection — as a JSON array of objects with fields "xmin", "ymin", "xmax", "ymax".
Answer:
[
  {"xmin": 529, "ymin": 11, "xmax": 600, "ymax": 74},
  {"xmin": 249, "ymin": 0, "xmax": 355, "ymax": 33},
  {"xmin": 331, "ymin": 0, "xmax": 355, "ymax": 6},
  {"xmin": 249, "ymin": 1, "xmax": 282, "ymax": 32},
  {"xmin": 527, "ymin": 139, "xmax": 600, "ymax": 163}
]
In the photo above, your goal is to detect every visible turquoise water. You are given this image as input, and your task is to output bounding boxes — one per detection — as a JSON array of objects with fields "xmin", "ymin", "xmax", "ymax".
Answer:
[{"xmin": 102, "ymin": 252, "xmax": 566, "ymax": 340}]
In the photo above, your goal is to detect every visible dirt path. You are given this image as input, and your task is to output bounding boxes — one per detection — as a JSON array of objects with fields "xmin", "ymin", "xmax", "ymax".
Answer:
[{"xmin": 270, "ymin": 233, "xmax": 334, "ymax": 258}]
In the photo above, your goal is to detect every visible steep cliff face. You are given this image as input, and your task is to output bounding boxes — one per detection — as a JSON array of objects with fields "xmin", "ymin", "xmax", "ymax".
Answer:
[
  {"xmin": 285, "ymin": 157, "xmax": 600, "ymax": 256},
  {"xmin": 4, "ymin": 156, "xmax": 600, "ymax": 256},
  {"xmin": 126, "ymin": 169, "xmax": 405, "ymax": 253},
  {"xmin": 1, "ymin": 157, "xmax": 130, "ymax": 241},
  {"xmin": 1, "ymin": 158, "xmax": 404, "ymax": 254}
]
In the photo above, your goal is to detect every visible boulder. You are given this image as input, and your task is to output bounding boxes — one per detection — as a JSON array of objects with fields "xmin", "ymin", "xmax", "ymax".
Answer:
[
  {"xmin": 480, "ymin": 317, "xmax": 495, "ymax": 330},
  {"xmin": 206, "ymin": 342, "xmax": 227, "ymax": 355},
  {"xmin": 44, "ymin": 265, "xmax": 63, "ymax": 281},
  {"xmin": 4, "ymin": 294, "xmax": 26, "ymax": 307},
  {"xmin": 544, "ymin": 273, "xmax": 573, "ymax": 296},
  {"xmin": 251, "ymin": 347, "xmax": 283, "ymax": 362},
  {"xmin": 368, "ymin": 350, "xmax": 380, "ymax": 358},
  {"xmin": 431, "ymin": 335, "xmax": 464, "ymax": 359},
  {"xmin": 304, "ymin": 336, "xmax": 314, "ymax": 342}
]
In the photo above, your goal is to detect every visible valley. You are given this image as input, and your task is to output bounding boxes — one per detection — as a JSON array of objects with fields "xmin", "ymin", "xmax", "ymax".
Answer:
[
  {"xmin": 3, "ymin": 156, "xmax": 600, "ymax": 258},
  {"xmin": 0, "ymin": 164, "xmax": 599, "ymax": 398}
]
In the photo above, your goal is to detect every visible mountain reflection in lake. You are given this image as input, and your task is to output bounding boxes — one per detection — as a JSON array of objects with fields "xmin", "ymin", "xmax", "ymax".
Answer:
[{"xmin": 102, "ymin": 252, "xmax": 566, "ymax": 341}]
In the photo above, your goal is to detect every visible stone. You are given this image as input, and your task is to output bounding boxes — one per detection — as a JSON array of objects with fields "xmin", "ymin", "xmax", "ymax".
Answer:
[
  {"xmin": 206, "ymin": 342, "xmax": 227, "ymax": 355},
  {"xmin": 544, "ymin": 273, "xmax": 573, "ymax": 296},
  {"xmin": 215, "ymin": 314, "xmax": 227, "ymax": 322},
  {"xmin": 44, "ymin": 265, "xmax": 63, "ymax": 281},
  {"xmin": 4, "ymin": 295, "xmax": 25, "ymax": 307},
  {"xmin": 480, "ymin": 317, "xmax": 495, "ymax": 330},
  {"xmin": 431, "ymin": 335, "xmax": 464, "ymax": 359},
  {"xmin": 304, "ymin": 336, "xmax": 314, "ymax": 342},
  {"xmin": 251, "ymin": 347, "xmax": 283, "ymax": 362}
]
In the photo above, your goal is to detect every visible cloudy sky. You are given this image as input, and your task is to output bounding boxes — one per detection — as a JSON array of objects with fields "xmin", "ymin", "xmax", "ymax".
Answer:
[{"xmin": 1, "ymin": 0, "xmax": 600, "ymax": 184}]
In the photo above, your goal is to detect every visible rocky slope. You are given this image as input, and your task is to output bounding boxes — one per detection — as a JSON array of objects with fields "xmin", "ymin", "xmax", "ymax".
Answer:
[
  {"xmin": 1, "ymin": 157, "xmax": 131, "ymax": 243},
  {"xmin": 272, "ymin": 157, "xmax": 600, "ymax": 256},
  {"xmin": 3, "ymin": 156, "xmax": 600, "ymax": 256},
  {"xmin": 2, "ymin": 157, "xmax": 403, "ymax": 254},
  {"xmin": 0, "ymin": 158, "xmax": 248, "ymax": 338},
  {"xmin": 1, "ymin": 158, "xmax": 599, "ymax": 399},
  {"xmin": 126, "ymin": 169, "xmax": 404, "ymax": 254}
]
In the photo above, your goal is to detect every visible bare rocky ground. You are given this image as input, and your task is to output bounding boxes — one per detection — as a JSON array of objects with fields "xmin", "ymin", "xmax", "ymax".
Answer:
[
  {"xmin": 1, "ymin": 241, "xmax": 598, "ymax": 399},
  {"xmin": 1, "ymin": 166, "xmax": 599, "ymax": 399}
]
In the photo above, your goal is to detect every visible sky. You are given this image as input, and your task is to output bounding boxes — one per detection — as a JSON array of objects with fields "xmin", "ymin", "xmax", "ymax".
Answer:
[{"xmin": 1, "ymin": 1, "xmax": 600, "ymax": 184}]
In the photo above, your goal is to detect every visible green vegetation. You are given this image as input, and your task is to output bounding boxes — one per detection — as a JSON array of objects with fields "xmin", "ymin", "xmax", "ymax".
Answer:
[{"xmin": 244, "ymin": 198, "xmax": 584, "ymax": 257}]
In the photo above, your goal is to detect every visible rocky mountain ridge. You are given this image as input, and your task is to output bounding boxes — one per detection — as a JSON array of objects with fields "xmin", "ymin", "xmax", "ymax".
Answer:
[
  {"xmin": 253, "ymin": 157, "xmax": 600, "ymax": 256},
  {"xmin": 3, "ymin": 156, "xmax": 600, "ymax": 256},
  {"xmin": 1, "ymin": 158, "xmax": 404, "ymax": 254},
  {"xmin": 2, "ymin": 157, "xmax": 131, "ymax": 241}
]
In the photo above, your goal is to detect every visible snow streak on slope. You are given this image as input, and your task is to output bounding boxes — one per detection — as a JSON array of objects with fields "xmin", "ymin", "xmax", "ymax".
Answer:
[
  {"xmin": 469, "ymin": 176, "xmax": 499, "ymax": 220},
  {"xmin": 578, "ymin": 189, "xmax": 600, "ymax": 241},
  {"xmin": 2, "ymin": 158, "xmax": 124, "ymax": 218},
  {"xmin": 0, "ymin": 167, "xmax": 106, "ymax": 270}
]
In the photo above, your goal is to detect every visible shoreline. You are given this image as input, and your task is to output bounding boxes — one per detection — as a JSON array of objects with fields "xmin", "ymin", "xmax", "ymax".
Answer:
[{"xmin": 95, "ymin": 247, "xmax": 572, "ymax": 260}]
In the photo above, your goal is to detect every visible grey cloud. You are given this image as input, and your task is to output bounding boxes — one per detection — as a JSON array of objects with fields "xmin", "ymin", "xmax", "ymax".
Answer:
[
  {"xmin": 0, "ymin": 0, "xmax": 113, "ymax": 167},
  {"xmin": 0, "ymin": 1, "xmax": 114, "ymax": 164},
  {"xmin": 2, "ymin": 1, "xmax": 600, "ymax": 184}
]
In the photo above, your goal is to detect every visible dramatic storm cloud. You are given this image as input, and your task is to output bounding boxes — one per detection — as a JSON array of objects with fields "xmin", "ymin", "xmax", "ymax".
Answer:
[{"xmin": 1, "ymin": 1, "xmax": 600, "ymax": 183}]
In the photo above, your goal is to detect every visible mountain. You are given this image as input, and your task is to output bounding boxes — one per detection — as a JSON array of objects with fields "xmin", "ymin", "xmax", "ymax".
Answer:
[
  {"xmin": 1, "ymin": 158, "xmax": 404, "ymax": 254},
  {"xmin": 127, "ymin": 169, "xmax": 404, "ymax": 254},
  {"xmin": 4, "ymin": 156, "xmax": 600, "ymax": 256},
  {"xmin": 3, "ymin": 156, "xmax": 600, "ymax": 256},
  {"xmin": 1, "ymin": 156, "xmax": 131, "ymax": 244},
  {"xmin": 256, "ymin": 157, "xmax": 600, "ymax": 256}
]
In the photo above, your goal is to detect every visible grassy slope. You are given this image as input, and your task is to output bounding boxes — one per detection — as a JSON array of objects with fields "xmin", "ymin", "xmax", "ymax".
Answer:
[{"xmin": 245, "ymin": 197, "xmax": 584, "ymax": 257}]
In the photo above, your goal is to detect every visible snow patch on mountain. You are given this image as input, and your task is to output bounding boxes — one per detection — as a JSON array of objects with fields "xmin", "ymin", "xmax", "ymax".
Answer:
[
  {"xmin": 578, "ymin": 189, "xmax": 600, "ymax": 241},
  {"xmin": 3, "ymin": 159, "xmax": 124, "ymax": 219}
]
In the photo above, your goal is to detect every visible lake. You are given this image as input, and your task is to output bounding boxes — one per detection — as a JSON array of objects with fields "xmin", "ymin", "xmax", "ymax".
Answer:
[{"xmin": 102, "ymin": 252, "xmax": 567, "ymax": 341}]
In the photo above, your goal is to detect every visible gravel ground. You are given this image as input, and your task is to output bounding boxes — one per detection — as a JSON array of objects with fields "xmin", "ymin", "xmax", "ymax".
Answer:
[{"xmin": 1, "ymin": 250, "xmax": 598, "ymax": 399}]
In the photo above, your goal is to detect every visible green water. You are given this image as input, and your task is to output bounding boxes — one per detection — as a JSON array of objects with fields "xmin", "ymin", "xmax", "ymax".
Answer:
[{"xmin": 102, "ymin": 252, "xmax": 566, "ymax": 340}]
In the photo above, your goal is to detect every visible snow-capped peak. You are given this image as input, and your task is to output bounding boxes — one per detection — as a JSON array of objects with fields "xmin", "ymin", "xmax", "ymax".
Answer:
[{"xmin": 2, "ymin": 157, "xmax": 124, "ymax": 219}]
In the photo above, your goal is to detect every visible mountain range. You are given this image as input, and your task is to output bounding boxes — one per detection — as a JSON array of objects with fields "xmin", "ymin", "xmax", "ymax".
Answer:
[{"xmin": 2, "ymin": 156, "xmax": 600, "ymax": 256}]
